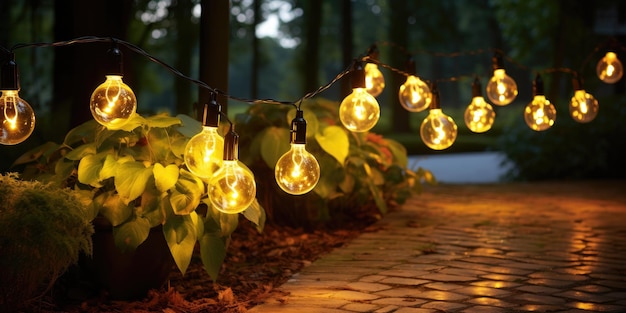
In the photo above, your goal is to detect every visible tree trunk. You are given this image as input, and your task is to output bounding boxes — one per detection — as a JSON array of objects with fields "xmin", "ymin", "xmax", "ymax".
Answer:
[
  {"xmin": 388, "ymin": 1, "xmax": 411, "ymax": 133},
  {"xmin": 174, "ymin": 0, "xmax": 196, "ymax": 116},
  {"xmin": 199, "ymin": 0, "xmax": 229, "ymax": 117},
  {"xmin": 303, "ymin": 1, "xmax": 322, "ymax": 94}
]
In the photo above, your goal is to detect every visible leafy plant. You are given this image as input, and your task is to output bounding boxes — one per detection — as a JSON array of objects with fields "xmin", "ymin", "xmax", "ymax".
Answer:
[
  {"xmin": 235, "ymin": 98, "xmax": 434, "ymax": 228},
  {"xmin": 0, "ymin": 173, "xmax": 94, "ymax": 312},
  {"xmin": 13, "ymin": 113, "xmax": 265, "ymax": 280}
]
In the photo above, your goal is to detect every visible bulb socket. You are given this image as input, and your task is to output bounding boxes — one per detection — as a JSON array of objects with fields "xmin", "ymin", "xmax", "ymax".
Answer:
[
  {"xmin": 533, "ymin": 74, "xmax": 545, "ymax": 96},
  {"xmin": 1, "ymin": 52, "xmax": 19, "ymax": 90},
  {"xmin": 405, "ymin": 55, "xmax": 416, "ymax": 76},
  {"xmin": 106, "ymin": 45, "xmax": 124, "ymax": 76},
  {"xmin": 492, "ymin": 52, "xmax": 505, "ymax": 71},
  {"xmin": 429, "ymin": 83, "xmax": 441, "ymax": 110},
  {"xmin": 351, "ymin": 61, "xmax": 366, "ymax": 89},
  {"xmin": 367, "ymin": 44, "xmax": 380, "ymax": 61},
  {"xmin": 471, "ymin": 76, "xmax": 483, "ymax": 98},
  {"xmin": 203, "ymin": 92, "xmax": 221, "ymax": 127},
  {"xmin": 291, "ymin": 110, "xmax": 307, "ymax": 144},
  {"xmin": 572, "ymin": 75, "xmax": 584, "ymax": 91},
  {"xmin": 223, "ymin": 128, "xmax": 239, "ymax": 161}
]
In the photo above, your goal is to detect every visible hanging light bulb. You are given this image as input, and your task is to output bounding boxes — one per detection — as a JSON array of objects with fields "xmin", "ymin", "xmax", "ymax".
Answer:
[
  {"xmin": 275, "ymin": 109, "xmax": 320, "ymax": 195},
  {"xmin": 485, "ymin": 52, "xmax": 518, "ymax": 106},
  {"xmin": 364, "ymin": 44, "xmax": 385, "ymax": 97},
  {"xmin": 420, "ymin": 83, "xmax": 457, "ymax": 150},
  {"xmin": 524, "ymin": 74, "xmax": 556, "ymax": 131},
  {"xmin": 184, "ymin": 93, "xmax": 224, "ymax": 179},
  {"xmin": 464, "ymin": 77, "xmax": 495, "ymax": 133},
  {"xmin": 339, "ymin": 61, "xmax": 380, "ymax": 132},
  {"xmin": 398, "ymin": 56, "xmax": 431, "ymax": 112},
  {"xmin": 596, "ymin": 51, "xmax": 623, "ymax": 84},
  {"xmin": 208, "ymin": 127, "xmax": 256, "ymax": 214},
  {"xmin": 90, "ymin": 44, "xmax": 137, "ymax": 129},
  {"xmin": 0, "ymin": 53, "xmax": 35, "ymax": 145},
  {"xmin": 569, "ymin": 75, "xmax": 599, "ymax": 123}
]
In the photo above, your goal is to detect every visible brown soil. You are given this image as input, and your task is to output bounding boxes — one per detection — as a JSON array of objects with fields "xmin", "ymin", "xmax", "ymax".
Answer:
[{"xmin": 32, "ymin": 217, "xmax": 378, "ymax": 313}]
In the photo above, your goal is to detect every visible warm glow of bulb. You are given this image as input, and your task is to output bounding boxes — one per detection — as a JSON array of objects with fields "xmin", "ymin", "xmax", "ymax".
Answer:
[
  {"xmin": 420, "ymin": 108, "xmax": 457, "ymax": 150},
  {"xmin": 0, "ymin": 90, "xmax": 35, "ymax": 145},
  {"xmin": 596, "ymin": 52, "xmax": 623, "ymax": 84},
  {"xmin": 90, "ymin": 75, "xmax": 137, "ymax": 129},
  {"xmin": 524, "ymin": 95, "xmax": 556, "ymax": 131},
  {"xmin": 184, "ymin": 126, "xmax": 224, "ymax": 179},
  {"xmin": 364, "ymin": 63, "xmax": 385, "ymax": 97},
  {"xmin": 339, "ymin": 87, "xmax": 380, "ymax": 132},
  {"xmin": 275, "ymin": 143, "xmax": 320, "ymax": 195},
  {"xmin": 570, "ymin": 90, "xmax": 598, "ymax": 123},
  {"xmin": 486, "ymin": 69, "xmax": 518, "ymax": 106},
  {"xmin": 464, "ymin": 96, "xmax": 495, "ymax": 133},
  {"xmin": 398, "ymin": 75, "xmax": 431, "ymax": 112},
  {"xmin": 208, "ymin": 160, "xmax": 256, "ymax": 214}
]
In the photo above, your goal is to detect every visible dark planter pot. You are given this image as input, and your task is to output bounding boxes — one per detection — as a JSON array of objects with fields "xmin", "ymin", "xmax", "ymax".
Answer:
[{"xmin": 80, "ymin": 218, "xmax": 175, "ymax": 300}]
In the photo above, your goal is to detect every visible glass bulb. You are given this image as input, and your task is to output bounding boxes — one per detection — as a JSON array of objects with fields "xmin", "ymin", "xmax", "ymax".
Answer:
[
  {"xmin": 398, "ymin": 75, "xmax": 431, "ymax": 112},
  {"xmin": 596, "ymin": 52, "xmax": 623, "ymax": 84},
  {"xmin": 0, "ymin": 90, "xmax": 35, "ymax": 145},
  {"xmin": 184, "ymin": 126, "xmax": 224, "ymax": 179},
  {"xmin": 208, "ymin": 160, "xmax": 256, "ymax": 214},
  {"xmin": 464, "ymin": 96, "xmax": 495, "ymax": 133},
  {"xmin": 420, "ymin": 108, "xmax": 457, "ymax": 150},
  {"xmin": 90, "ymin": 75, "xmax": 137, "ymax": 129},
  {"xmin": 570, "ymin": 90, "xmax": 598, "ymax": 123},
  {"xmin": 524, "ymin": 95, "xmax": 556, "ymax": 131},
  {"xmin": 364, "ymin": 63, "xmax": 385, "ymax": 97},
  {"xmin": 486, "ymin": 69, "xmax": 518, "ymax": 106},
  {"xmin": 339, "ymin": 87, "xmax": 380, "ymax": 132},
  {"xmin": 275, "ymin": 143, "xmax": 320, "ymax": 195}
]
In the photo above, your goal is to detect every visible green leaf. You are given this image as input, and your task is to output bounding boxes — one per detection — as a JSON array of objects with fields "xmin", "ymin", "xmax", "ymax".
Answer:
[
  {"xmin": 315, "ymin": 125, "xmax": 349, "ymax": 165},
  {"xmin": 11, "ymin": 141, "xmax": 60, "ymax": 166},
  {"xmin": 53, "ymin": 159, "xmax": 76, "ymax": 185},
  {"xmin": 176, "ymin": 114, "xmax": 203, "ymax": 138},
  {"xmin": 241, "ymin": 199, "xmax": 266, "ymax": 232},
  {"xmin": 65, "ymin": 143, "xmax": 97, "ymax": 161},
  {"xmin": 114, "ymin": 161, "xmax": 154, "ymax": 202},
  {"xmin": 98, "ymin": 191, "xmax": 133, "ymax": 226},
  {"xmin": 260, "ymin": 127, "xmax": 290, "ymax": 168},
  {"xmin": 63, "ymin": 119, "xmax": 101, "ymax": 146},
  {"xmin": 199, "ymin": 233, "xmax": 227, "ymax": 281},
  {"xmin": 169, "ymin": 169, "xmax": 204, "ymax": 215},
  {"xmin": 113, "ymin": 217, "xmax": 151, "ymax": 252},
  {"xmin": 163, "ymin": 212, "xmax": 198, "ymax": 274},
  {"xmin": 145, "ymin": 113, "xmax": 182, "ymax": 128},
  {"xmin": 365, "ymin": 177, "xmax": 387, "ymax": 214},
  {"xmin": 154, "ymin": 163, "xmax": 179, "ymax": 192},
  {"xmin": 206, "ymin": 204, "xmax": 239, "ymax": 236},
  {"xmin": 138, "ymin": 187, "xmax": 165, "ymax": 227},
  {"xmin": 99, "ymin": 154, "xmax": 118, "ymax": 180},
  {"xmin": 385, "ymin": 138, "xmax": 409, "ymax": 167},
  {"xmin": 111, "ymin": 113, "xmax": 147, "ymax": 132},
  {"xmin": 77, "ymin": 152, "xmax": 108, "ymax": 187}
]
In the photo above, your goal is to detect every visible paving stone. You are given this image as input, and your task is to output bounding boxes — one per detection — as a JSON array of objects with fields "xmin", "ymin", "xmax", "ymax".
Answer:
[
  {"xmin": 453, "ymin": 286, "xmax": 512, "ymax": 297},
  {"xmin": 375, "ymin": 288, "xmax": 468, "ymax": 301},
  {"xmin": 421, "ymin": 300, "xmax": 468, "ymax": 311},
  {"xmin": 346, "ymin": 282, "xmax": 392, "ymax": 292},
  {"xmin": 516, "ymin": 285, "xmax": 561, "ymax": 294},
  {"xmin": 526, "ymin": 278, "xmax": 577, "ymax": 288},
  {"xmin": 371, "ymin": 297, "xmax": 427, "ymax": 307},
  {"xmin": 423, "ymin": 282, "xmax": 464, "ymax": 291},
  {"xmin": 419, "ymin": 273, "xmax": 477, "ymax": 282},
  {"xmin": 556, "ymin": 290, "xmax": 615, "ymax": 303},
  {"xmin": 517, "ymin": 304, "xmax": 568, "ymax": 312},
  {"xmin": 341, "ymin": 302, "xmax": 381, "ymax": 312},
  {"xmin": 379, "ymin": 277, "xmax": 430, "ymax": 286},
  {"xmin": 573, "ymin": 284, "xmax": 612, "ymax": 293},
  {"xmin": 248, "ymin": 304, "xmax": 352, "ymax": 313},
  {"xmin": 480, "ymin": 273, "xmax": 527, "ymax": 282},
  {"xmin": 394, "ymin": 308, "xmax": 436, "ymax": 313},
  {"xmin": 461, "ymin": 306, "xmax": 509, "ymax": 313},
  {"xmin": 467, "ymin": 297, "xmax": 516, "ymax": 308},
  {"xmin": 471, "ymin": 280, "xmax": 521, "ymax": 289},
  {"xmin": 566, "ymin": 302, "xmax": 626, "ymax": 312},
  {"xmin": 514, "ymin": 293, "xmax": 567, "ymax": 305},
  {"xmin": 374, "ymin": 305, "xmax": 400, "ymax": 313}
]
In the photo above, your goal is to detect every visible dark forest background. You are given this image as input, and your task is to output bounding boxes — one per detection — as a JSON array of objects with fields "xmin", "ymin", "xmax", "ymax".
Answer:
[{"xmin": 1, "ymin": 0, "xmax": 625, "ymax": 180}]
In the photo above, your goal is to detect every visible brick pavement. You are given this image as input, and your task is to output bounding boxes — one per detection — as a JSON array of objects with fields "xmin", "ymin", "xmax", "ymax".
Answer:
[{"xmin": 248, "ymin": 181, "xmax": 626, "ymax": 313}]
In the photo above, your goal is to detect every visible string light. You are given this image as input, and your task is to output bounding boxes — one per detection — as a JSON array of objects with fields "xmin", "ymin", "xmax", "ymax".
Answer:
[
  {"xmin": 398, "ymin": 56, "xmax": 431, "ymax": 112},
  {"xmin": 486, "ymin": 51, "xmax": 518, "ymax": 106},
  {"xmin": 364, "ymin": 44, "xmax": 385, "ymax": 97},
  {"xmin": 208, "ymin": 126, "xmax": 257, "ymax": 214},
  {"xmin": 339, "ymin": 61, "xmax": 380, "ymax": 132},
  {"xmin": 464, "ymin": 77, "xmax": 495, "ymax": 133},
  {"xmin": 420, "ymin": 83, "xmax": 457, "ymax": 150},
  {"xmin": 569, "ymin": 75, "xmax": 599, "ymax": 123},
  {"xmin": 0, "ymin": 52, "xmax": 35, "ymax": 145},
  {"xmin": 524, "ymin": 74, "xmax": 556, "ymax": 131},
  {"xmin": 275, "ymin": 109, "xmax": 320, "ymax": 195},
  {"xmin": 596, "ymin": 51, "xmax": 623, "ymax": 84},
  {"xmin": 183, "ymin": 93, "xmax": 224, "ymax": 179},
  {"xmin": 90, "ymin": 44, "xmax": 137, "ymax": 129}
]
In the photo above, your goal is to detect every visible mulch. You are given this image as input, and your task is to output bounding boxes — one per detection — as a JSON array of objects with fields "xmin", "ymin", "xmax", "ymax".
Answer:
[{"xmin": 31, "ymin": 216, "xmax": 380, "ymax": 313}]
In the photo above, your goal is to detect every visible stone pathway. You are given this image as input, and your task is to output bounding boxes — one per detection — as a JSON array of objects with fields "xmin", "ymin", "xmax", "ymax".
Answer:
[{"xmin": 248, "ymin": 181, "xmax": 626, "ymax": 313}]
